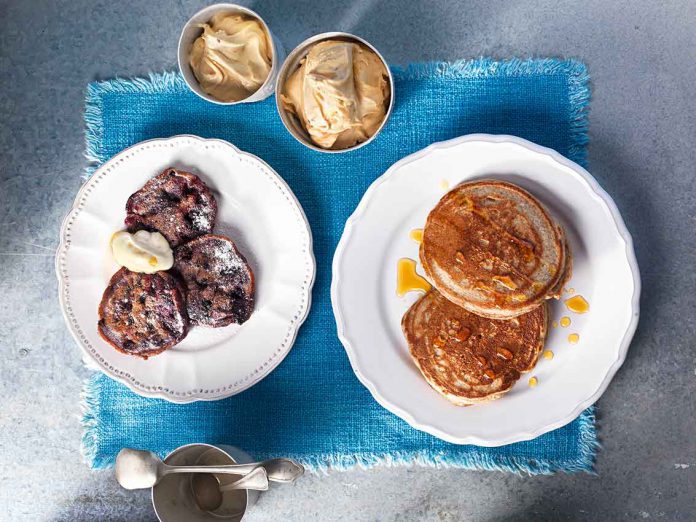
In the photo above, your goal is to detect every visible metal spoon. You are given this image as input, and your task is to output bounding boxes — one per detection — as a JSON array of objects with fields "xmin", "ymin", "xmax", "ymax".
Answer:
[
  {"xmin": 115, "ymin": 448, "xmax": 304, "ymax": 489},
  {"xmin": 192, "ymin": 466, "xmax": 269, "ymax": 512}
]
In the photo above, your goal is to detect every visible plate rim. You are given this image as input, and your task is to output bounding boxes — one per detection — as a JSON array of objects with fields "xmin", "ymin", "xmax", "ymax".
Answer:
[
  {"xmin": 331, "ymin": 133, "xmax": 641, "ymax": 446},
  {"xmin": 56, "ymin": 135, "xmax": 316, "ymax": 403}
]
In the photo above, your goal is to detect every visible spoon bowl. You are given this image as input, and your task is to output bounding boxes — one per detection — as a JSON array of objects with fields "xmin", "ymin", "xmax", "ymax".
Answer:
[{"xmin": 115, "ymin": 448, "xmax": 162, "ymax": 489}]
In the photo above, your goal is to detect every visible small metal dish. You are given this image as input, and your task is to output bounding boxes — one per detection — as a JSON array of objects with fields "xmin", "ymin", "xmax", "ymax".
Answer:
[
  {"xmin": 152, "ymin": 443, "xmax": 259, "ymax": 522},
  {"xmin": 275, "ymin": 32, "xmax": 394, "ymax": 153},
  {"xmin": 178, "ymin": 3, "xmax": 285, "ymax": 105}
]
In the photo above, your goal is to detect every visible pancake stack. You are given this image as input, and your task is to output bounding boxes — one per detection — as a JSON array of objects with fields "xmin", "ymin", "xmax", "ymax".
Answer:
[
  {"xmin": 402, "ymin": 180, "xmax": 572, "ymax": 405},
  {"xmin": 98, "ymin": 168, "xmax": 255, "ymax": 359}
]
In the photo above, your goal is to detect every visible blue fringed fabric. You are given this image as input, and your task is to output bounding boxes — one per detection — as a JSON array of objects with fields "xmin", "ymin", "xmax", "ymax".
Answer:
[{"xmin": 82, "ymin": 59, "xmax": 597, "ymax": 474}]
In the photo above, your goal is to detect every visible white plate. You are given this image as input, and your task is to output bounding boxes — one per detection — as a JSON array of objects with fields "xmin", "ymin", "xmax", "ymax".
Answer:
[
  {"xmin": 332, "ymin": 134, "xmax": 640, "ymax": 446},
  {"xmin": 57, "ymin": 136, "xmax": 315, "ymax": 403}
]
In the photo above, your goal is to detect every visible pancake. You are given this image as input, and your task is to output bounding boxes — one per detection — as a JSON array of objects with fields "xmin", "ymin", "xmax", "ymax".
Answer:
[
  {"xmin": 402, "ymin": 289, "xmax": 547, "ymax": 405},
  {"xmin": 125, "ymin": 168, "xmax": 217, "ymax": 247},
  {"xmin": 98, "ymin": 268, "xmax": 189, "ymax": 359},
  {"xmin": 420, "ymin": 180, "xmax": 571, "ymax": 319},
  {"xmin": 174, "ymin": 234, "xmax": 255, "ymax": 328}
]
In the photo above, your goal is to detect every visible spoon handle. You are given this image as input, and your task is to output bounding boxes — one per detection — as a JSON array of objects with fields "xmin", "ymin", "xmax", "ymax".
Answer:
[
  {"xmin": 219, "ymin": 466, "xmax": 269, "ymax": 492},
  {"xmin": 206, "ymin": 459, "xmax": 303, "ymax": 482},
  {"xmin": 163, "ymin": 458, "xmax": 303, "ymax": 483},
  {"xmin": 162, "ymin": 464, "xmax": 250, "ymax": 475}
]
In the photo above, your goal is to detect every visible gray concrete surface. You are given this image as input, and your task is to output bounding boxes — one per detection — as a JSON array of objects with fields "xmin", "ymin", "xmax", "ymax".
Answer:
[{"xmin": 1, "ymin": 0, "xmax": 695, "ymax": 520}]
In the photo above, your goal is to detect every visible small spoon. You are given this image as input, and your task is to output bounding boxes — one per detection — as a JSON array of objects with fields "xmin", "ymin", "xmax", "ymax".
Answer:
[
  {"xmin": 192, "ymin": 466, "xmax": 269, "ymax": 512},
  {"xmin": 115, "ymin": 448, "xmax": 304, "ymax": 489}
]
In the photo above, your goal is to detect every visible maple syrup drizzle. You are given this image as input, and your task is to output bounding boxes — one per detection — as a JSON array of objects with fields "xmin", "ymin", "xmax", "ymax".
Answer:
[
  {"xmin": 396, "ymin": 258, "xmax": 431, "ymax": 297},
  {"xmin": 409, "ymin": 228, "xmax": 423, "ymax": 244},
  {"xmin": 564, "ymin": 295, "xmax": 589, "ymax": 314}
]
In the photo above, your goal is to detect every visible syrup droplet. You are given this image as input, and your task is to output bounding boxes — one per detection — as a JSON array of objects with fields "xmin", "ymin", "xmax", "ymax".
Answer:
[
  {"xmin": 528, "ymin": 376, "xmax": 538, "ymax": 387},
  {"xmin": 568, "ymin": 333, "xmax": 580, "ymax": 344},
  {"xmin": 409, "ymin": 228, "xmax": 423, "ymax": 244},
  {"xmin": 564, "ymin": 295, "xmax": 589, "ymax": 314},
  {"xmin": 552, "ymin": 321, "xmax": 558, "ymax": 328},
  {"xmin": 440, "ymin": 179, "xmax": 450, "ymax": 190},
  {"xmin": 543, "ymin": 350, "xmax": 554, "ymax": 360},
  {"xmin": 560, "ymin": 316, "xmax": 571, "ymax": 327},
  {"xmin": 396, "ymin": 258, "xmax": 431, "ymax": 297}
]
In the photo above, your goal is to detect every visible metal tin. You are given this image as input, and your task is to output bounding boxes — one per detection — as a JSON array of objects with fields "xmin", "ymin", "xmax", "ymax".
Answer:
[
  {"xmin": 152, "ymin": 443, "xmax": 259, "ymax": 522},
  {"xmin": 178, "ymin": 3, "xmax": 285, "ymax": 105},
  {"xmin": 275, "ymin": 32, "xmax": 394, "ymax": 153}
]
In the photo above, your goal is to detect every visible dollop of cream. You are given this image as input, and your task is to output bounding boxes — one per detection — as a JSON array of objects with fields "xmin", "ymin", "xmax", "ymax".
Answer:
[
  {"xmin": 189, "ymin": 12, "xmax": 272, "ymax": 102},
  {"xmin": 111, "ymin": 230, "xmax": 173, "ymax": 274},
  {"xmin": 281, "ymin": 40, "xmax": 390, "ymax": 150}
]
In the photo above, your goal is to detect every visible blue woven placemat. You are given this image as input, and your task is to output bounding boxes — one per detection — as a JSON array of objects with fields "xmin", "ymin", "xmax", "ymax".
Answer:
[{"xmin": 82, "ymin": 58, "xmax": 597, "ymax": 474}]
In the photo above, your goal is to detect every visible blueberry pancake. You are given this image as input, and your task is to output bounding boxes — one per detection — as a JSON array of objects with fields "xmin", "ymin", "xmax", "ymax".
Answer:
[
  {"xmin": 125, "ymin": 168, "xmax": 217, "ymax": 247},
  {"xmin": 98, "ymin": 268, "xmax": 189, "ymax": 359},
  {"xmin": 174, "ymin": 234, "xmax": 255, "ymax": 328}
]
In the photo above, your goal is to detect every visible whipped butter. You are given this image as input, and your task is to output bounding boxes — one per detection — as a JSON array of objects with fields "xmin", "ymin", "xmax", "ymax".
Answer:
[
  {"xmin": 281, "ymin": 40, "xmax": 390, "ymax": 150},
  {"xmin": 111, "ymin": 230, "xmax": 173, "ymax": 274},
  {"xmin": 189, "ymin": 12, "xmax": 272, "ymax": 102}
]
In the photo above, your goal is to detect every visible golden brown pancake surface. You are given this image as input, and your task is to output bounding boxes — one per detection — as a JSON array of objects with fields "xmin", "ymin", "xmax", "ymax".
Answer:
[
  {"xmin": 420, "ymin": 180, "xmax": 571, "ymax": 319},
  {"xmin": 402, "ymin": 289, "xmax": 547, "ymax": 405}
]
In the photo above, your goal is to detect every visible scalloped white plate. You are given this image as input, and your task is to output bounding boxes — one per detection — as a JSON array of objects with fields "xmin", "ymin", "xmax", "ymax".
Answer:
[
  {"xmin": 57, "ymin": 136, "xmax": 315, "ymax": 403},
  {"xmin": 332, "ymin": 134, "xmax": 640, "ymax": 446}
]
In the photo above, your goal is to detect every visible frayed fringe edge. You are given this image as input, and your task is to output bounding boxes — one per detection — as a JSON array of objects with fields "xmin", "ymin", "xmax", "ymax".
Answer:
[
  {"xmin": 564, "ymin": 60, "xmax": 591, "ymax": 168},
  {"xmin": 83, "ymin": 59, "xmax": 590, "ymax": 174},
  {"xmin": 81, "ymin": 372, "xmax": 103, "ymax": 466},
  {"xmin": 82, "ymin": 374, "xmax": 597, "ymax": 475},
  {"xmin": 390, "ymin": 57, "xmax": 585, "ymax": 82},
  {"xmin": 82, "ymin": 71, "xmax": 188, "ymax": 178},
  {"xmin": 294, "ymin": 406, "xmax": 597, "ymax": 476}
]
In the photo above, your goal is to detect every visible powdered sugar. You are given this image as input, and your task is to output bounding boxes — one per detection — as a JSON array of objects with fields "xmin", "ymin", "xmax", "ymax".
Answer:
[
  {"xmin": 189, "ymin": 209, "xmax": 214, "ymax": 232},
  {"xmin": 206, "ymin": 237, "xmax": 247, "ymax": 273},
  {"xmin": 173, "ymin": 234, "xmax": 255, "ymax": 327}
]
